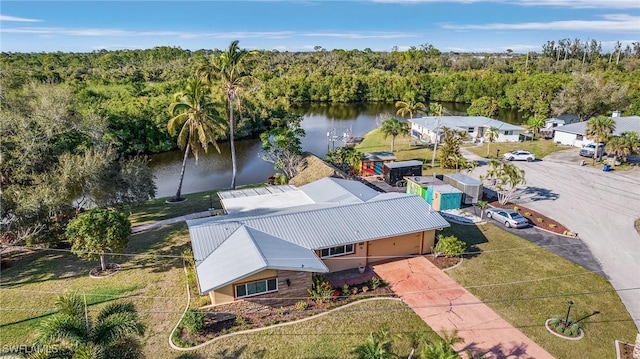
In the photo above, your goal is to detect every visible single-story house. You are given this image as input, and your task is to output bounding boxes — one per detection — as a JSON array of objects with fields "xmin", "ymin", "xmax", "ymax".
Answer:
[
  {"xmin": 553, "ymin": 115, "xmax": 640, "ymax": 147},
  {"xmin": 409, "ymin": 116, "xmax": 524, "ymax": 143},
  {"xmin": 187, "ymin": 177, "xmax": 450, "ymax": 306},
  {"xmin": 361, "ymin": 151, "xmax": 396, "ymax": 176}
]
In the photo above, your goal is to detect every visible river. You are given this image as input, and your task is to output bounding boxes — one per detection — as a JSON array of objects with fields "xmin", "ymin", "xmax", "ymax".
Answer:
[{"xmin": 149, "ymin": 102, "xmax": 524, "ymax": 197}]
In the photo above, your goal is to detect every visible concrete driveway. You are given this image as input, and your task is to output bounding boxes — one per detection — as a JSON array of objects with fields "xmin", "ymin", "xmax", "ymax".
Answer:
[{"xmin": 465, "ymin": 148, "xmax": 640, "ymax": 330}]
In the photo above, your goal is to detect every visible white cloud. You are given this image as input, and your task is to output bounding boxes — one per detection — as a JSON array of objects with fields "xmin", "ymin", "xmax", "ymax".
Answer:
[
  {"xmin": 0, "ymin": 14, "xmax": 41, "ymax": 22},
  {"xmin": 442, "ymin": 14, "xmax": 640, "ymax": 32},
  {"xmin": 0, "ymin": 27, "xmax": 294, "ymax": 39},
  {"xmin": 368, "ymin": 0, "xmax": 640, "ymax": 8}
]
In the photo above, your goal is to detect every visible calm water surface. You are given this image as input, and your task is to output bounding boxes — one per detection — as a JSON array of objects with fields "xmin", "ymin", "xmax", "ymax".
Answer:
[{"xmin": 150, "ymin": 102, "xmax": 523, "ymax": 197}]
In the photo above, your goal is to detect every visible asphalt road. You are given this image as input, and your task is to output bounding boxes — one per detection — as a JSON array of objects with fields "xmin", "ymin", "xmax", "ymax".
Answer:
[{"xmin": 464, "ymin": 147, "xmax": 640, "ymax": 330}]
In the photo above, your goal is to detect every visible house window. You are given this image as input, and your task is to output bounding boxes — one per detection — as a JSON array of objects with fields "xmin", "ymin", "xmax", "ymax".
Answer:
[
  {"xmin": 468, "ymin": 127, "xmax": 474, "ymax": 133},
  {"xmin": 320, "ymin": 244, "xmax": 354, "ymax": 258},
  {"xmin": 504, "ymin": 131, "xmax": 513, "ymax": 135},
  {"xmin": 576, "ymin": 134, "xmax": 584, "ymax": 140},
  {"xmin": 235, "ymin": 278, "xmax": 278, "ymax": 298}
]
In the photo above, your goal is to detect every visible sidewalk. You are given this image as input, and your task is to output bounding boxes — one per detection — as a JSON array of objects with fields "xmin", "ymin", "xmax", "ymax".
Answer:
[
  {"xmin": 372, "ymin": 257, "xmax": 554, "ymax": 359},
  {"xmin": 131, "ymin": 210, "xmax": 213, "ymax": 233}
]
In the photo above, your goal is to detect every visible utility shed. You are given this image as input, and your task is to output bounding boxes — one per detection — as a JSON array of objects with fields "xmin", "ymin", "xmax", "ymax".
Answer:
[
  {"xmin": 405, "ymin": 176, "xmax": 445, "ymax": 202},
  {"xmin": 383, "ymin": 160, "xmax": 423, "ymax": 186},
  {"xmin": 429, "ymin": 185, "xmax": 463, "ymax": 211},
  {"xmin": 443, "ymin": 173, "xmax": 483, "ymax": 204},
  {"xmin": 361, "ymin": 152, "xmax": 396, "ymax": 176}
]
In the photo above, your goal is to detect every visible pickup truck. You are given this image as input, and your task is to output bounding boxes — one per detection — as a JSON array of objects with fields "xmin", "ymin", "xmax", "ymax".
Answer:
[{"xmin": 579, "ymin": 143, "xmax": 605, "ymax": 157}]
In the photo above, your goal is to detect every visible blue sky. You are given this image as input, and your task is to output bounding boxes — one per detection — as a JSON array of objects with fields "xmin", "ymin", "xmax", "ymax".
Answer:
[{"xmin": 1, "ymin": 1, "xmax": 638, "ymax": 53}]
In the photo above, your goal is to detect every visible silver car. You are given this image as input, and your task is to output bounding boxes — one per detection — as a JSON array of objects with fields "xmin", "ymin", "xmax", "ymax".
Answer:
[
  {"xmin": 503, "ymin": 150, "xmax": 535, "ymax": 162},
  {"xmin": 485, "ymin": 208, "xmax": 529, "ymax": 228}
]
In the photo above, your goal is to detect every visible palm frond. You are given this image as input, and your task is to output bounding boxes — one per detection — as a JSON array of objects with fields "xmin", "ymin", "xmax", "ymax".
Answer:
[
  {"xmin": 34, "ymin": 314, "xmax": 88, "ymax": 347},
  {"xmin": 92, "ymin": 313, "xmax": 146, "ymax": 348},
  {"xmin": 95, "ymin": 302, "xmax": 136, "ymax": 324}
]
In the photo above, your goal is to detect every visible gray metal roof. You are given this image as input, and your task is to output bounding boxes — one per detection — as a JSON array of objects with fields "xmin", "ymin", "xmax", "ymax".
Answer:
[
  {"xmin": 218, "ymin": 185, "xmax": 298, "ymax": 199},
  {"xmin": 188, "ymin": 195, "xmax": 450, "ymax": 260},
  {"xmin": 406, "ymin": 176, "xmax": 445, "ymax": 187},
  {"xmin": 554, "ymin": 116, "xmax": 640, "ymax": 137},
  {"xmin": 444, "ymin": 173, "xmax": 482, "ymax": 186},
  {"xmin": 384, "ymin": 160, "xmax": 423, "ymax": 169},
  {"xmin": 196, "ymin": 226, "xmax": 328, "ymax": 293},
  {"xmin": 218, "ymin": 186, "xmax": 315, "ymax": 214},
  {"xmin": 362, "ymin": 151, "xmax": 397, "ymax": 161},
  {"xmin": 299, "ymin": 177, "xmax": 380, "ymax": 203},
  {"xmin": 409, "ymin": 116, "xmax": 524, "ymax": 132},
  {"xmin": 431, "ymin": 184, "xmax": 463, "ymax": 194}
]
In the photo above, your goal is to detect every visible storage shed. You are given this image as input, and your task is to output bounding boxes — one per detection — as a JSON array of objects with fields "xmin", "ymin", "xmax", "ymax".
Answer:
[
  {"xmin": 383, "ymin": 160, "xmax": 423, "ymax": 186},
  {"xmin": 361, "ymin": 152, "xmax": 396, "ymax": 176},
  {"xmin": 443, "ymin": 173, "xmax": 483, "ymax": 204},
  {"xmin": 405, "ymin": 176, "xmax": 446, "ymax": 202},
  {"xmin": 429, "ymin": 185, "xmax": 463, "ymax": 211}
]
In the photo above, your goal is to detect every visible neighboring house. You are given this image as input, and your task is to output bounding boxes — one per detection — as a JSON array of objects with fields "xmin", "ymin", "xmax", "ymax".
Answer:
[
  {"xmin": 187, "ymin": 177, "xmax": 450, "ymax": 306},
  {"xmin": 552, "ymin": 115, "xmax": 640, "ymax": 147},
  {"xmin": 361, "ymin": 151, "xmax": 396, "ymax": 176},
  {"xmin": 409, "ymin": 116, "xmax": 524, "ymax": 143}
]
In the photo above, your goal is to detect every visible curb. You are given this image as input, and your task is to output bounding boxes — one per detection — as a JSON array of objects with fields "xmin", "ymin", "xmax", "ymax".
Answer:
[
  {"xmin": 169, "ymin": 297, "xmax": 403, "ymax": 351},
  {"xmin": 168, "ymin": 258, "xmax": 192, "ymax": 351}
]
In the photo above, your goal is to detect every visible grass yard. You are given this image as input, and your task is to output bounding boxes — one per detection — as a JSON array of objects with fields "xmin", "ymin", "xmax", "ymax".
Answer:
[
  {"xmin": 443, "ymin": 223, "xmax": 637, "ymax": 358},
  {"xmin": 0, "ymin": 222, "xmax": 436, "ymax": 359},
  {"xmin": 465, "ymin": 138, "xmax": 569, "ymax": 160},
  {"xmin": 356, "ymin": 128, "xmax": 459, "ymax": 176}
]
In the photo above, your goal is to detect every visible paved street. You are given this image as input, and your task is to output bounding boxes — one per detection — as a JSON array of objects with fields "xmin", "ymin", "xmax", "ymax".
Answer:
[{"xmin": 464, "ymin": 147, "xmax": 640, "ymax": 330}]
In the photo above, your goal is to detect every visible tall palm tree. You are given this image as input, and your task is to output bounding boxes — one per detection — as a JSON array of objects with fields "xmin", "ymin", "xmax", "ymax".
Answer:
[
  {"xmin": 606, "ymin": 131, "xmax": 640, "ymax": 166},
  {"xmin": 585, "ymin": 115, "xmax": 616, "ymax": 163},
  {"xmin": 33, "ymin": 292, "xmax": 145, "ymax": 359},
  {"xmin": 483, "ymin": 126, "xmax": 500, "ymax": 157},
  {"xmin": 211, "ymin": 40, "xmax": 252, "ymax": 189},
  {"xmin": 380, "ymin": 117, "xmax": 409, "ymax": 152},
  {"xmin": 395, "ymin": 100, "xmax": 426, "ymax": 119},
  {"xmin": 168, "ymin": 77, "xmax": 224, "ymax": 201}
]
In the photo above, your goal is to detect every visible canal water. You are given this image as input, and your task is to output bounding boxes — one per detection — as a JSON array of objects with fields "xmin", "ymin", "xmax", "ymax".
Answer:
[{"xmin": 150, "ymin": 102, "xmax": 524, "ymax": 197}]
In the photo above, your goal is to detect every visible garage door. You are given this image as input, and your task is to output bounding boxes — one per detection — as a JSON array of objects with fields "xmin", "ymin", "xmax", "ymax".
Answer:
[{"xmin": 367, "ymin": 233, "xmax": 421, "ymax": 263}]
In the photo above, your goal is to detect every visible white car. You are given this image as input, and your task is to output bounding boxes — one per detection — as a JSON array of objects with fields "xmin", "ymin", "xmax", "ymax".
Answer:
[{"xmin": 503, "ymin": 150, "xmax": 535, "ymax": 162}]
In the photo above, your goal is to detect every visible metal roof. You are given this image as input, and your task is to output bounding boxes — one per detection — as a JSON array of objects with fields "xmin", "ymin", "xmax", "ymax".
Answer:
[
  {"xmin": 409, "ymin": 116, "xmax": 524, "ymax": 132},
  {"xmin": 218, "ymin": 186, "xmax": 315, "ymax": 214},
  {"xmin": 362, "ymin": 151, "xmax": 397, "ymax": 161},
  {"xmin": 195, "ymin": 226, "xmax": 328, "ymax": 293},
  {"xmin": 406, "ymin": 176, "xmax": 446, "ymax": 187},
  {"xmin": 299, "ymin": 177, "xmax": 380, "ymax": 203},
  {"xmin": 553, "ymin": 116, "xmax": 640, "ymax": 137},
  {"xmin": 384, "ymin": 160, "xmax": 423, "ymax": 169},
  {"xmin": 188, "ymin": 195, "xmax": 450, "ymax": 259},
  {"xmin": 430, "ymin": 184, "xmax": 463, "ymax": 194},
  {"xmin": 444, "ymin": 173, "xmax": 482, "ymax": 186}
]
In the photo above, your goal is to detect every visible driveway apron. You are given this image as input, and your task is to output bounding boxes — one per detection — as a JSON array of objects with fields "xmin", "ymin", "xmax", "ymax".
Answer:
[{"xmin": 372, "ymin": 257, "xmax": 553, "ymax": 359}]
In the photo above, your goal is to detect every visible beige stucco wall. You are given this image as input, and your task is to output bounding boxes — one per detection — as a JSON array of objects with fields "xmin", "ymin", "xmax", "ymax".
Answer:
[
  {"xmin": 209, "ymin": 269, "xmax": 278, "ymax": 305},
  {"xmin": 319, "ymin": 243, "xmax": 367, "ymax": 273},
  {"xmin": 421, "ymin": 230, "xmax": 436, "ymax": 254},
  {"xmin": 367, "ymin": 233, "xmax": 421, "ymax": 262}
]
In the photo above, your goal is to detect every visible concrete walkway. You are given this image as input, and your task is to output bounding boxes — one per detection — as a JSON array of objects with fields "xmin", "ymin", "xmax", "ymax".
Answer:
[
  {"xmin": 131, "ymin": 210, "xmax": 213, "ymax": 233},
  {"xmin": 372, "ymin": 257, "xmax": 553, "ymax": 359}
]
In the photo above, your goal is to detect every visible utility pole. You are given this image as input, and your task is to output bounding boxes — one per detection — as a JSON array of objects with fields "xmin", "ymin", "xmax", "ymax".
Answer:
[{"xmin": 430, "ymin": 105, "xmax": 443, "ymax": 169}]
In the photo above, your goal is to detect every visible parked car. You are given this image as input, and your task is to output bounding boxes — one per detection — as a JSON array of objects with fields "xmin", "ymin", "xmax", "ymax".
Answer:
[
  {"xmin": 579, "ymin": 143, "xmax": 605, "ymax": 157},
  {"xmin": 485, "ymin": 208, "xmax": 529, "ymax": 228},
  {"xmin": 503, "ymin": 150, "xmax": 535, "ymax": 162}
]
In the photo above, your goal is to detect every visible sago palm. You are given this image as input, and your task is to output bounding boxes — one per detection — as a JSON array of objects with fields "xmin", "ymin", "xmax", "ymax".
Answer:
[
  {"xmin": 380, "ymin": 118, "xmax": 409, "ymax": 152},
  {"xmin": 32, "ymin": 292, "xmax": 145, "ymax": 359},
  {"xmin": 167, "ymin": 76, "xmax": 224, "ymax": 201}
]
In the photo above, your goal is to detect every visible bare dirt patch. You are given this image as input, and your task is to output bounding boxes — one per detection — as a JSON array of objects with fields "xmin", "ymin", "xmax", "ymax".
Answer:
[{"xmin": 425, "ymin": 255, "xmax": 461, "ymax": 270}]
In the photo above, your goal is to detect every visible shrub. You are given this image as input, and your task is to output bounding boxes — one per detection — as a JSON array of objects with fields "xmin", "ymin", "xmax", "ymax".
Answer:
[
  {"xmin": 341, "ymin": 283, "xmax": 350, "ymax": 297},
  {"xmin": 433, "ymin": 234, "xmax": 466, "ymax": 257},
  {"xmin": 234, "ymin": 315, "xmax": 247, "ymax": 327},
  {"xmin": 513, "ymin": 206, "xmax": 519, "ymax": 211},
  {"xmin": 536, "ymin": 217, "xmax": 544, "ymax": 223},
  {"xmin": 195, "ymin": 295, "xmax": 210, "ymax": 307},
  {"xmin": 308, "ymin": 274, "xmax": 333, "ymax": 303},
  {"xmin": 275, "ymin": 307, "xmax": 285, "ymax": 315},
  {"xmin": 370, "ymin": 277, "xmax": 381, "ymax": 290},
  {"xmin": 362, "ymin": 286, "xmax": 369, "ymax": 293},
  {"xmin": 524, "ymin": 212, "xmax": 531, "ymax": 216},
  {"xmin": 352, "ymin": 287, "xmax": 359, "ymax": 295},
  {"xmin": 295, "ymin": 300, "xmax": 308, "ymax": 311},
  {"xmin": 183, "ymin": 309, "xmax": 206, "ymax": 334},
  {"xmin": 549, "ymin": 223, "xmax": 557, "ymax": 229}
]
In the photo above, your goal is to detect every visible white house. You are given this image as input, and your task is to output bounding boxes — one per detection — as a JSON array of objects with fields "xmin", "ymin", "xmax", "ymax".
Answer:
[
  {"xmin": 553, "ymin": 115, "xmax": 640, "ymax": 147},
  {"xmin": 408, "ymin": 116, "xmax": 524, "ymax": 143}
]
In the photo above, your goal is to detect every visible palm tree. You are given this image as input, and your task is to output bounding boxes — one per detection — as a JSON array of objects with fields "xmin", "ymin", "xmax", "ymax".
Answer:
[
  {"xmin": 395, "ymin": 100, "xmax": 426, "ymax": 119},
  {"xmin": 585, "ymin": 115, "xmax": 616, "ymax": 163},
  {"xmin": 351, "ymin": 326, "xmax": 396, "ymax": 359},
  {"xmin": 211, "ymin": 40, "xmax": 252, "ymax": 190},
  {"xmin": 168, "ymin": 77, "xmax": 224, "ymax": 201},
  {"xmin": 483, "ymin": 126, "xmax": 500, "ymax": 157},
  {"xmin": 33, "ymin": 292, "xmax": 145, "ymax": 359},
  {"xmin": 482, "ymin": 160, "xmax": 526, "ymax": 205},
  {"xmin": 606, "ymin": 131, "xmax": 640, "ymax": 166},
  {"xmin": 526, "ymin": 117, "xmax": 546, "ymax": 139},
  {"xmin": 419, "ymin": 330, "xmax": 463, "ymax": 359},
  {"xmin": 380, "ymin": 117, "xmax": 409, "ymax": 152}
]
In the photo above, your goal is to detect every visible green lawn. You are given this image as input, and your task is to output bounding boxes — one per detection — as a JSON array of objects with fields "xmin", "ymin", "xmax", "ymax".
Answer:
[
  {"xmin": 356, "ymin": 128, "xmax": 459, "ymax": 176},
  {"xmin": 465, "ymin": 139, "xmax": 570, "ymax": 160},
  {"xmin": 443, "ymin": 223, "xmax": 637, "ymax": 358},
  {"xmin": 0, "ymin": 223, "xmax": 435, "ymax": 359}
]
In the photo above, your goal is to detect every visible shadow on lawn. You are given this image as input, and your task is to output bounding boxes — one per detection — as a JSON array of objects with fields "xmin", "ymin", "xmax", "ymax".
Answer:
[
  {"xmin": 200, "ymin": 345, "xmax": 267, "ymax": 359},
  {"xmin": 440, "ymin": 223, "xmax": 488, "ymax": 259},
  {"xmin": 461, "ymin": 341, "xmax": 538, "ymax": 359},
  {"xmin": 0, "ymin": 251, "xmax": 94, "ymax": 288}
]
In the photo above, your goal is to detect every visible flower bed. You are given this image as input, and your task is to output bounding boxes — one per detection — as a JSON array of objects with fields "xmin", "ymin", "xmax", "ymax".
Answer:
[{"xmin": 489, "ymin": 201, "xmax": 574, "ymax": 236}]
